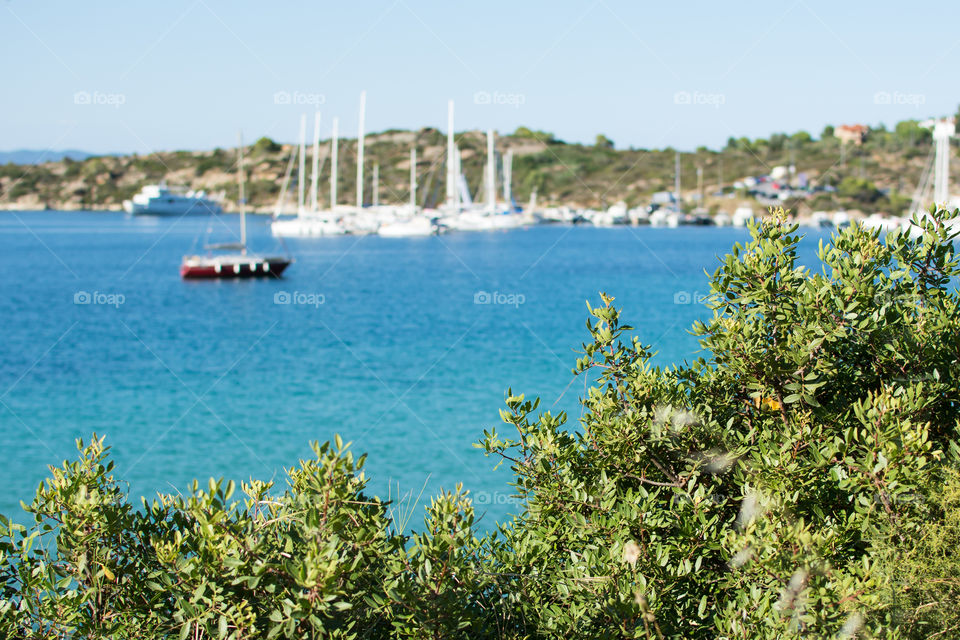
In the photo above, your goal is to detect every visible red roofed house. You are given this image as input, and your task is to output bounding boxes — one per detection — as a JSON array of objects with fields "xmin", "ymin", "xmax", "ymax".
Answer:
[{"xmin": 836, "ymin": 124, "xmax": 868, "ymax": 146}]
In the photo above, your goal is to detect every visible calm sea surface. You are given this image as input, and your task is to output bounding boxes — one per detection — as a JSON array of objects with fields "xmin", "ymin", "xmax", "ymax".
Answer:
[{"xmin": 0, "ymin": 211, "xmax": 830, "ymax": 529}]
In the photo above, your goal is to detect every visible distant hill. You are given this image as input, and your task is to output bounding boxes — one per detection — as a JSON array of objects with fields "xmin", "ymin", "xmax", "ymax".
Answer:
[
  {"xmin": 0, "ymin": 149, "xmax": 100, "ymax": 165},
  {"xmin": 0, "ymin": 119, "xmax": 952, "ymax": 215}
]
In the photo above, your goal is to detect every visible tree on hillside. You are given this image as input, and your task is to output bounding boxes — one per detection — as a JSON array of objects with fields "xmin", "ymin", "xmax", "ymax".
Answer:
[
  {"xmin": 253, "ymin": 136, "xmax": 281, "ymax": 154},
  {"xmin": 512, "ymin": 126, "xmax": 557, "ymax": 143},
  {"xmin": 768, "ymin": 133, "xmax": 787, "ymax": 152},
  {"xmin": 838, "ymin": 176, "xmax": 883, "ymax": 204},
  {"xmin": 894, "ymin": 120, "xmax": 932, "ymax": 147},
  {"xmin": 595, "ymin": 134, "xmax": 615, "ymax": 149}
]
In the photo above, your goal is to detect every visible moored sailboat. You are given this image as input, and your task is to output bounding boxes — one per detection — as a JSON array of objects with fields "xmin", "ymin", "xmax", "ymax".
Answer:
[
  {"xmin": 271, "ymin": 111, "xmax": 350, "ymax": 237},
  {"xmin": 181, "ymin": 133, "xmax": 292, "ymax": 279},
  {"xmin": 437, "ymin": 104, "xmax": 528, "ymax": 232},
  {"xmin": 375, "ymin": 148, "xmax": 445, "ymax": 237}
]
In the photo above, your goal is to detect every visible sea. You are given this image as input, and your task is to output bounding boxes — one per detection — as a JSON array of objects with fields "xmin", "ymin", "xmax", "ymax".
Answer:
[{"xmin": 0, "ymin": 211, "xmax": 831, "ymax": 530}]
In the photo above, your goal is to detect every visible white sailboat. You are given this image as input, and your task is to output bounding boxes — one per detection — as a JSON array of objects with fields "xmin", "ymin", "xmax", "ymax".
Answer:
[
  {"xmin": 438, "ymin": 105, "xmax": 527, "ymax": 232},
  {"xmin": 344, "ymin": 91, "xmax": 383, "ymax": 235},
  {"xmin": 271, "ymin": 111, "xmax": 348, "ymax": 237},
  {"xmin": 377, "ymin": 147, "xmax": 444, "ymax": 237}
]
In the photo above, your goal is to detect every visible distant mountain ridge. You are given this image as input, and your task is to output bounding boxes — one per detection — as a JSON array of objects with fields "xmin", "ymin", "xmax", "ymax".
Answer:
[{"xmin": 0, "ymin": 150, "xmax": 101, "ymax": 165}]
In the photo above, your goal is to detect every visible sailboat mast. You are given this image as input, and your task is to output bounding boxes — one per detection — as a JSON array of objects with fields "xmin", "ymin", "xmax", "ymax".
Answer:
[
  {"xmin": 410, "ymin": 147, "xmax": 417, "ymax": 209},
  {"xmin": 273, "ymin": 144, "xmax": 297, "ymax": 218},
  {"xmin": 297, "ymin": 113, "xmax": 307, "ymax": 214},
  {"xmin": 933, "ymin": 119, "xmax": 955, "ymax": 205},
  {"xmin": 674, "ymin": 151, "xmax": 681, "ymax": 208},
  {"xmin": 486, "ymin": 129, "xmax": 496, "ymax": 213},
  {"xmin": 446, "ymin": 100, "xmax": 455, "ymax": 209},
  {"xmin": 503, "ymin": 149, "xmax": 513, "ymax": 206},
  {"xmin": 455, "ymin": 146, "xmax": 462, "ymax": 207},
  {"xmin": 356, "ymin": 90, "xmax": 366, "ymax": 209},
  {"xmin": 238, "ymin": 131, "xmax": 247, "ymax": 254},
  {"xmin": 330, "ymin": 117, "xmax": 339, "ymax": 208},
  {"xmin": 310, "ymin": 111, "xmax": 321, "ymax": 212}
]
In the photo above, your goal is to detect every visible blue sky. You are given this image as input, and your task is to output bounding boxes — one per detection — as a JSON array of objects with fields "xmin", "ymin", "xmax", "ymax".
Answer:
[{"xmin": 3, "ymin": 0, "xmax": 958, "ymax": 154}]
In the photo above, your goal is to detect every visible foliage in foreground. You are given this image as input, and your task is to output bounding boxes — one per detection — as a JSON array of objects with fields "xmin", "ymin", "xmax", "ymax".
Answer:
[{"xmin": 2, "ymin": 207, "xmax": 960, "ymax": 639}]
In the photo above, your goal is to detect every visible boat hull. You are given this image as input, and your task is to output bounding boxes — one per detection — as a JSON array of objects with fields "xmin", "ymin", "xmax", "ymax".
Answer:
[
  {"xmin": 126, "ymin": 202, "xmax": 222, "ymax": 216},
  {"xmin": 377, "ymin": 215, "xmax": 441, "ymax": 237},
  {"xmin": 180, "ymin": 257, "xmax": 291, "ymax": 279},
  {"xmin": 271, "ymin": 217, "xmax": 347, "ymax": 237}
]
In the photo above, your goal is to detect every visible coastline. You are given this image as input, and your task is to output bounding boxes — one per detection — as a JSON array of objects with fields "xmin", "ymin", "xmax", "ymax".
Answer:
[{"xmin": 0, "ymin": 203, "xmax": 277, "ymax": 214}]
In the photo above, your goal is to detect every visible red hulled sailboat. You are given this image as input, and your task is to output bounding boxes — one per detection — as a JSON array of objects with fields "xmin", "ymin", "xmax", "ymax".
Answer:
[{"xmin": 181, "ymin": 132, "xmax": 292, "ymax": 279}]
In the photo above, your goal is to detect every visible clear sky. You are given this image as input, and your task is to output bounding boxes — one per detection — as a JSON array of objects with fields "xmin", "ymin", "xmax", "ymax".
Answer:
[{"xmin": 3, "ymin": 0, "xmax": 958, "ymax": 154}]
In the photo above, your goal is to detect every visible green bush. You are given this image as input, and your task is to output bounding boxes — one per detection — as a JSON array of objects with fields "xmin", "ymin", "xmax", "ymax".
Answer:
[
  {"xmin": 253, "ymin": 137, "xmax": 282, "ymax": 155},
  {"xmin": 874, "ymin": 469, "xmax": 960, "ymax": 635},
  {"xmin": 2, "ymin": 207, "xmax": 960, "ymax": 638},
  {"xmin": 512, "ymin": 126, "xmax": 558, "ymax": 143},
  {"xmin": 894, "ymin": 121, "xmax": 932, "ymax": 147},
  {"xmin": 195, "ymin": 155, "xmax": 229, "ymax": 177},
  {"xmin": 0, "ymin": 437, "xmax": 489, "ymax": 638},
  {"xmin": 838, "ymin": 176, "xmax": 884, "ymax": 205},
  {"xmin": 482, "ymin": 207, "xmax": 960, "ymax": 637}
]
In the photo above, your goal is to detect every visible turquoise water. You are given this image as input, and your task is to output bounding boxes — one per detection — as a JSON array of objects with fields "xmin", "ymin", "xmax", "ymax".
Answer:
[{"xmin": 0, "ymin": 211, "xmax": 830, "ymax": 528}]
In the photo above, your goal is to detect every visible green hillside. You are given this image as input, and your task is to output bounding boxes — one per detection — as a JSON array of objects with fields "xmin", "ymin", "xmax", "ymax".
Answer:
[{"xmin": 0, "ymin": 116, "xmax": 955, "ymax": 215}]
